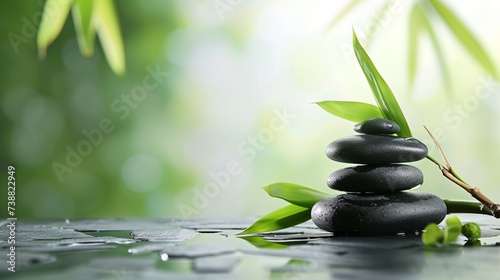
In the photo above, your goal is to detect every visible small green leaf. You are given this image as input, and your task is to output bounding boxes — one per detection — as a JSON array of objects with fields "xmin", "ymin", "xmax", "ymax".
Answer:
[
  {"xmin": 316, "ymin": 101, "xmax": 383, "ymax": 123},
  {"xmin": 327, "ymin": 0, "xmax": 362, "ymax": 29},
  {"xmin": 37, "ymin": 0, "xmax": 73, "ymax": 58},
  {"xmin": 429, "ymin": 0, "xmax": 498, "ymax": 78},
  {"xmin": 72, "ymin": 0, "xmax": 96, "ymax": 57},
  {"xmin": 422, "ymin": 223, "xmax": 443, "ymax": 246},
  {"xmin": 353, "ymin": 30, "xmax": 412, "ymax": 138},
  {"xmin": 263, "ymin": 182, "xmax": 329, "ymax": 208},
  {"xmin": 93, "ymin": 0, "xmax": 125, "ymax": 75},
  {"xmin": 238, "ymin": 204, "xmax": 311, "ymax": 235},
  {"xmin": 445, "ymin": 215, "xmax": 462, "ymax": 228},
  {"xmin": 443, "ymin": 216, "xmax": 462, "ymax": 243},
  {"xmin": 462, "ymin": 222, "xmax": 481, "ymax": 240}
]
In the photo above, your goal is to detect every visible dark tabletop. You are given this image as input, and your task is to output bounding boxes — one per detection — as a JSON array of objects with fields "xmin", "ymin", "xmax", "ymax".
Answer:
[{"xmin": 1, "ymin": 214, "xmax": 500, "ymax": 280}]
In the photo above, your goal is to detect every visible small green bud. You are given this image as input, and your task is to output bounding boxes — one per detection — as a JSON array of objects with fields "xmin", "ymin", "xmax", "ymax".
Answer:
[{"xmin": 461, "ymin": 222, "xmax": 481, "ymax": 240}]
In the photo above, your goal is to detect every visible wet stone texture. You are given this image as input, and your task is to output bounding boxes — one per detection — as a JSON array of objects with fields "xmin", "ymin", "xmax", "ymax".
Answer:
[{"xmin": 1, "ymin": 215, "xmax": 500, "ymax": 279}]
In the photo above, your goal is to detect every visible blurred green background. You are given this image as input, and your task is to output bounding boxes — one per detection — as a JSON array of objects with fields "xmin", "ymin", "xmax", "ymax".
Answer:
[{"xmin": 1, "ymin": 0, "xmax": 500, "ymax": 219}]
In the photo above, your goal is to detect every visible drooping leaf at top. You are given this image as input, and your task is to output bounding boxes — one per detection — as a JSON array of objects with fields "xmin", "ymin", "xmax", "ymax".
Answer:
[
  {"xmin": 72, "ymin": 0, "xmax": 96, "ymax": 57},
  {"xmin": 37, "ymin": 0, "xmax": 74, "ymax": 58},
  {"xmin": 353, "ymin": 30, "xmax": 412, "ymax": 138},
  {"xmin": 408, "ymin": 4, "xmax": 422, "ymax": 91},
  {"xmin": 93, "ymin": 0, "xmax": 125, "ymax": 75},
  {"xmin": 429, "ymin": 0, "xmax": 498, "ymax": 78},
  {"xmin": 416, "ymin": 4, "xmax": 452, "ymax": 97}
]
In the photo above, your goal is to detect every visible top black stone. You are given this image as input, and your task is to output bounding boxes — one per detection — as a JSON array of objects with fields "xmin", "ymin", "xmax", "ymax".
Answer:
[{"xmin": 354, "ymin": 118, "xmax": 400, "ymax": 135}]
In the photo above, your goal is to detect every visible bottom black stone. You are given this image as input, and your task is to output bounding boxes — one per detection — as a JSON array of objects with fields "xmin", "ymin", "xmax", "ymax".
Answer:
[{"xmin": 311, "ymin": 192, "xmax": 446, "ymax": 236}]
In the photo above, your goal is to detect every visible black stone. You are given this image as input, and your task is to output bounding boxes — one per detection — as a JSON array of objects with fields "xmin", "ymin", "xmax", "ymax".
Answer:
[
  {"xmin": 327, "ymin": 164, "xmax": 423, "ymax": 193},
  {"xmin": 354, "ymin": 118, "xmax": 400, "ymax": 135},
  {"xmin": 325, "ymin": 135, "xmax": 428, "ymax": 164},
  {"xmin": 311, "ymin": 192, "xmax": 446, "ymax": 235}
]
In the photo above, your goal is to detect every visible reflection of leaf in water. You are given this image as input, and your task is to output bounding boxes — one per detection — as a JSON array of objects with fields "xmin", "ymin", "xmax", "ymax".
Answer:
[
  {"xmin": 239, "ymin": 236, "xmax": 288, "ymax": 249},
  {"xmin": 286, "ymin": 258, "xmax": 311, "ymax": 266},
  {"xmin": 408, "ymin": 4, "xmax": 452, "ymax": 98}
]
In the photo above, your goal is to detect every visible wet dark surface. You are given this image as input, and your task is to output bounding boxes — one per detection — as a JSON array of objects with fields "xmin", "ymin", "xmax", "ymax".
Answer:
[{"xmin": 1, "ymin": 214, "xmax": 500, "ymax": 279}]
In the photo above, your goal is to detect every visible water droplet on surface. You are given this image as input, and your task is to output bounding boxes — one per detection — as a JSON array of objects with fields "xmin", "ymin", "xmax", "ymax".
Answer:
[{"xmin": 161, "ymin": 253, "xmax": 169, "ymax": 261}]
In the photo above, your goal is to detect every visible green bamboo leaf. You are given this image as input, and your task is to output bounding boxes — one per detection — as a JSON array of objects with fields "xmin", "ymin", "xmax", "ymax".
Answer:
[
  {"xmin": 263, "ymin": 182, "xmax": 329, "ymax": 208},
  {"xmin": 316, "ymin": 101, "xmax": 383, "ymax": 123},
  {"xmin": 72, "ymin": 0, "xmax": 96, "ymax": 57},
  {"xmin": 93, "ymin": 0, "xmax": 125, "ymax": 75},
  {"xmin": 238, "ymin": 204, "xmax": 311, "ymax": 235},
  {"xmin": 37, "ymin": 0, "xmax": 73, "ymax": 58},
  {"xmin": 408, "ymin": 5, "xmax": 422, "ymax": 90},
  {"xmin": 327, "ymin": 0, "xmax": 362, "ymax": 30},
  {"xmin": 417, "ymin": 5, "xmax": 452, "ymax": 96},
  {"xmin": 429, "ymin": 0, "xmax": 498, "ymax": 78},
  {"xmin": 353, "ymin": 30, "xmax": 412, "ymax": 137}
]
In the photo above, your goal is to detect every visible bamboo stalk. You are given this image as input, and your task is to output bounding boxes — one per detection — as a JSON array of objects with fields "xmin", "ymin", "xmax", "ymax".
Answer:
[{"xmin": 424, "ymin": 126, "xmax": 500, "ymax": 218}]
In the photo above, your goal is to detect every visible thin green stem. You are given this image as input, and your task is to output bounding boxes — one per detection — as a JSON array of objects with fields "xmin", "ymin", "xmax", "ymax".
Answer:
[
  {"xmin": 425, "ymin": 155, "xmax": 440, "ymax": 166},
  {"xmin": 449, "ymin": 167, "xmax": 466, "ymax": 184}
]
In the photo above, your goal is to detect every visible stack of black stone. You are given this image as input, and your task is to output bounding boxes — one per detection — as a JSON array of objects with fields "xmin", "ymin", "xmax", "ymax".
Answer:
[{"xmin": 311, "ymin": 118, "xmax": 447, "ymax": 236}]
